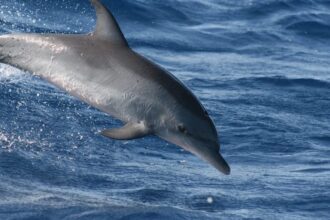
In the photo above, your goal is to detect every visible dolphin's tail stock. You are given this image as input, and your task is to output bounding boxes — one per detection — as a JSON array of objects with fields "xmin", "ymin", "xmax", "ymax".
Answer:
[
  {"xmin": 0, "ymin": 36, "xmax": 4, "ymax": 63},
  {"xmin": 0, "ymin": 34, "xmax": 23, "ymax": 66},
  {"xmin": 0, "ymin": 35, "xmax": 9, "ymax": 64}
]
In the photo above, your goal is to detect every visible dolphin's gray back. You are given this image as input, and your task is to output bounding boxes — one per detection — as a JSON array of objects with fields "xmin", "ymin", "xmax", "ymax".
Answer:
[
  {"xmin": 0, "ymin": 33, "xmax": 194, "ymax": 123},
  {"xmin": 0, "ymin": 34, "xmax": 109, "ymax": 105},
  {"xmin": 0, "ymin": 0, "xmax": 205, "ymax": 123},
  {"xmin": 0, "ymin": 32, "xmax": 206, "ymax": 120},
  {"xmin": 0, "ymin": 34, "xmax": 117, "ymax": 116}
]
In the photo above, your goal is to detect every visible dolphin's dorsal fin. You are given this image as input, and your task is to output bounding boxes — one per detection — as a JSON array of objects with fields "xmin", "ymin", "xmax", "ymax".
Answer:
[
  {"xmin": 100, "ymin": 122, "xmax": 150, "ymax": 140},
  {"xmin": 90, "ymin": 0, "xmax": 128, "ymax": 47}
]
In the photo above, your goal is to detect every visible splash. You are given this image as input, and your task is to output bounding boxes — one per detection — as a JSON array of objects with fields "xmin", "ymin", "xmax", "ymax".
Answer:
[
  {"xmin": 0, "ymin": 64, "xmax": 26, "ymax": 80},
  {"xmin": 0, "ymin": 131, "xmax": 38, "ymax": 152},
  {"xmin": 0, "ymin": 132, "xmax": 14, "ymax": 151}
]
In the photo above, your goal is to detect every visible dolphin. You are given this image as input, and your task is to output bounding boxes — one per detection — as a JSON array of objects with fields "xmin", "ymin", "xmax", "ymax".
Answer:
[{"xmin": 0, "ymin": 0, "xmax": 230, "ymax": 174}]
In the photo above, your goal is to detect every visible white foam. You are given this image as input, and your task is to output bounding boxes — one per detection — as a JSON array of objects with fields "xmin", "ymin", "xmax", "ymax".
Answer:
[
  {"xmin": 0, "ymin": 130, "xmax": 40, "ymax": 153},
  {"xmin": 0, "ymin": 64, "xmax": 26, "ymax": 80}
]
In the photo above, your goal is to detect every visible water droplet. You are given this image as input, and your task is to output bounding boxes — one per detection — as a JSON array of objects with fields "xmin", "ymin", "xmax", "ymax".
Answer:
[{"xmin": 207, "ymin": 196, "xmax": 213, "ymax": 204}]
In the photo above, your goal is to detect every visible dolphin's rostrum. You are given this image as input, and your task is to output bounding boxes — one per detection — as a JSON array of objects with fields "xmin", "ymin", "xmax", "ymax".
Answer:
[{"xmin": 0, "ymin": 0, "xmax": 230, "ymax": 175}]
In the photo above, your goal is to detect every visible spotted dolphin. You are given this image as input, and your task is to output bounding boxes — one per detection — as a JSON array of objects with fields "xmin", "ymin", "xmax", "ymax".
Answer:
[{"xmin": 0, "ymin": 0, "xmax": 230, "ymax": 174}]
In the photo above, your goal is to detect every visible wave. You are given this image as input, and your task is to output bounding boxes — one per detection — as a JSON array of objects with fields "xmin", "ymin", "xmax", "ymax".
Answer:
[
  {"xmin": 292, "ymin": 168, "xmax": 330, "ymax": 173},
  {"xmin": 311, "ymin": 135, "xmax": 330, "ymax": 143},
  {"xmin": 0, "ymin": 204, "xmax": 218, "ymax": 220},
  {"xmin": 235, "ymin": 76, "xmax": 330, "ymax": 89},
  {"xmin": 182, "ymin": 75, "xmax": 330, "ymax": 92},
  {"xmin": 286, "ymin": 20, "xmax": 330, "ymax": 39},
  {"xmin": 276, "ymin": 12, "xmax": 330, "ymax": 39},
  {"xmin": 1, "ymin": 0, "xmax": 330, "ymax": 219}
]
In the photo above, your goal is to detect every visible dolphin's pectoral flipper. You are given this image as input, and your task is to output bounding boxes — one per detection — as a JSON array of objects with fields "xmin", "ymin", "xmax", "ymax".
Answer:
[
  {"xmin": 90, "ymin": 0, "xmax": 128, "ymax": 47},
  {"xmin": 101, "ymin": 122, "xmax": 150, "ymax": 140}
]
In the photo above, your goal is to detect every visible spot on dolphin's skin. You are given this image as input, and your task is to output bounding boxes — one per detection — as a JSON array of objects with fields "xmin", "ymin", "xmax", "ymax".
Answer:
[
  {"xmin": 18, "ymin": 35, "xmax": 68, "ymax": 54},
  {"xmin": 178, "ymin": 124, "xmax": 187, "ymax": 134}
]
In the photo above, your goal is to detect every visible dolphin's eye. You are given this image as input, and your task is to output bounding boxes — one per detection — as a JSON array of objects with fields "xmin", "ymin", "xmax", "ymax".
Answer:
[{"xmin": 177, "ymin": 124, "xmax": 187, "ymax": 133}]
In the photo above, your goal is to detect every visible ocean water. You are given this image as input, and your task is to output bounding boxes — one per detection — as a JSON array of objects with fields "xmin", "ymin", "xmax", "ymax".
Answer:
[{"xmin": 0, "ymin": 0, "xmax": 330, "ymax": 219}]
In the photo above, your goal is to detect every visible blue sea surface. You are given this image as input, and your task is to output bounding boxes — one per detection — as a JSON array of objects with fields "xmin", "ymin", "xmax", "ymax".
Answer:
[{"xmin": 0, "ymin": 0, "xmax": 330, "ymax": 219}]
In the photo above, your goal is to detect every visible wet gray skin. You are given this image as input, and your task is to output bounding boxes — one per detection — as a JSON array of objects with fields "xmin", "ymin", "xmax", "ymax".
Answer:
[{"xmin": 0, "ymin": 0, "xmax": 230, "ymax": 175}]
